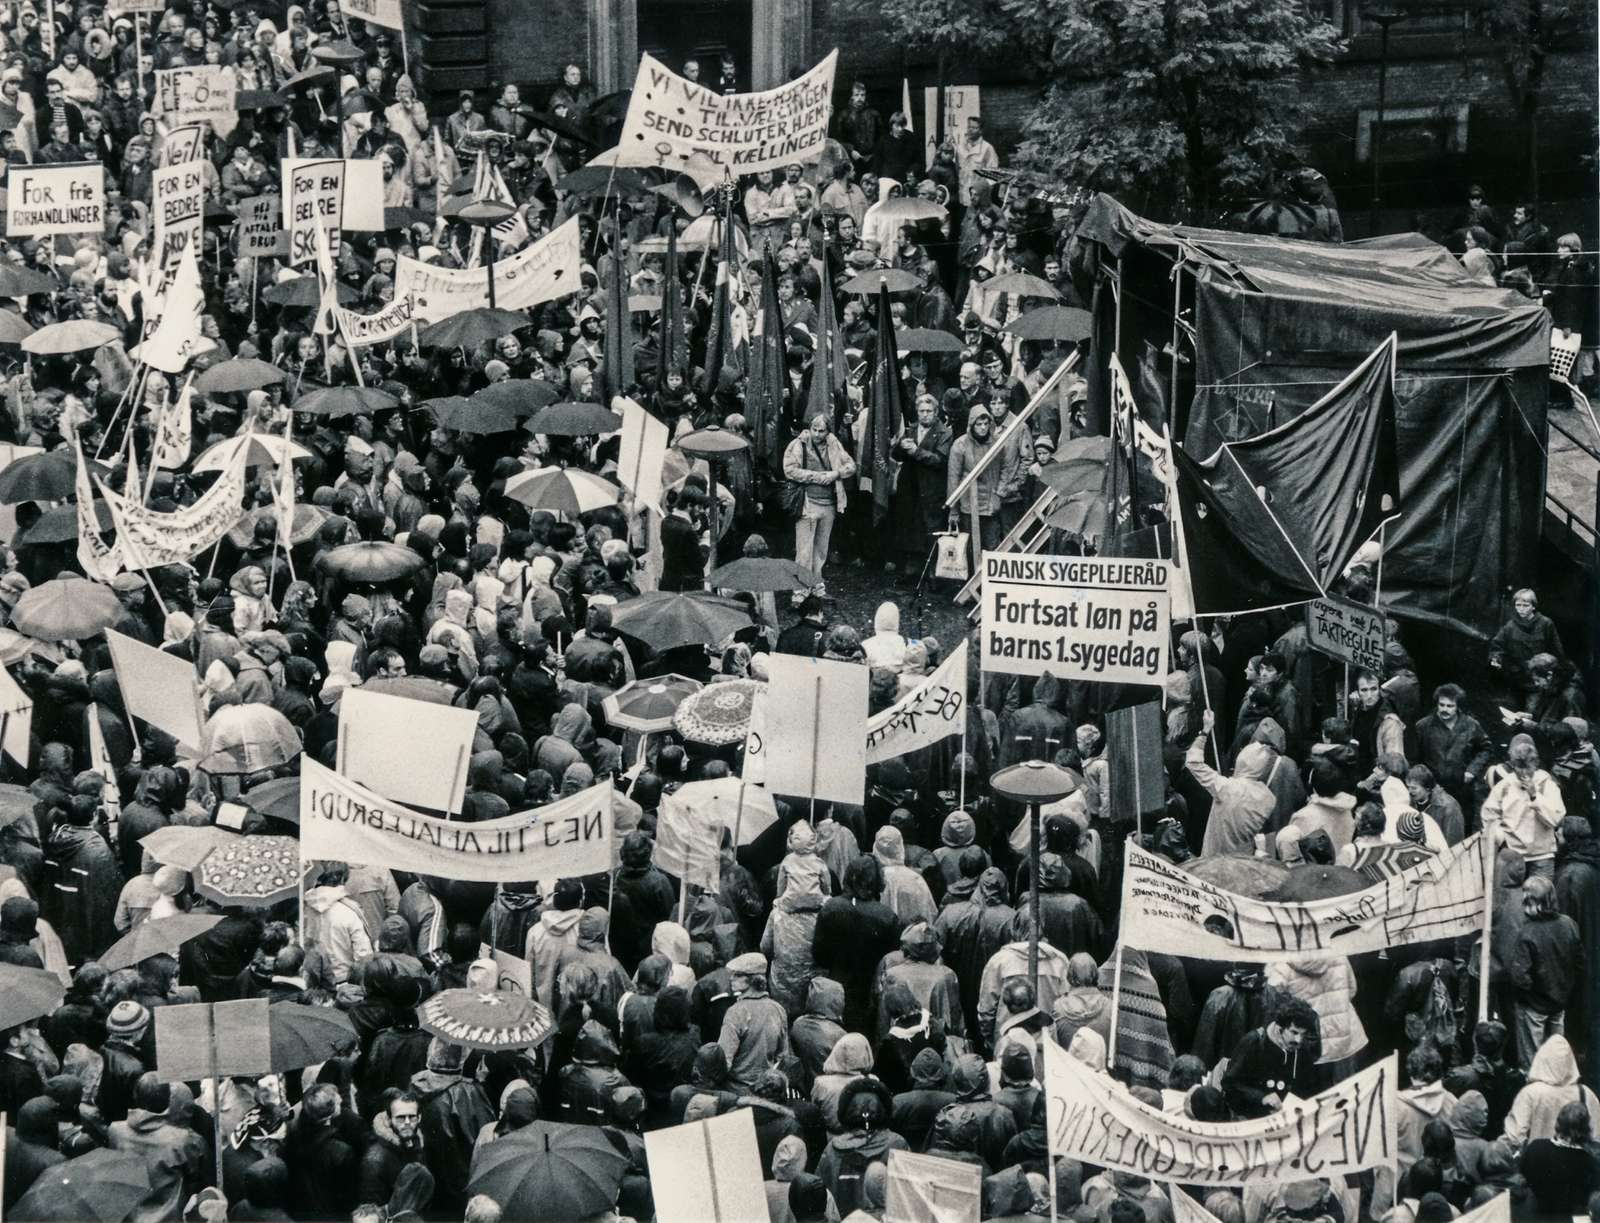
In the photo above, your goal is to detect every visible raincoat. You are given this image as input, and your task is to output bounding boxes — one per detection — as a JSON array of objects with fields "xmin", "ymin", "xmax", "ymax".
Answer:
[
  {"xmin": 1265, "ymin": 956, "xmax": 1367, "ymax": 1063},
  {"xmin": 811, "ymin": 1033, "xmax": 875, "ymax": 1131},
  {"xmin": 1188, "ymin": 741, "xmax": 1277, "ymax": 856},
  {"xmin": 303, "ymin": 883, "xmax": 374, "ymax": 985},
  {"xmin": 875, "ymin": 921, "xmax": 963, "ymax": 1040},
  {"xmin": 872, "ymin": 826, "xmax": 936, "ymax": 927},
  {"xmin": 1505, "ymin": 1035, "xmax": 1600, "ymax": 1145},
  {"xmin": 761, "ymin": 874, "xmax": 826, "ymax": 1017}
]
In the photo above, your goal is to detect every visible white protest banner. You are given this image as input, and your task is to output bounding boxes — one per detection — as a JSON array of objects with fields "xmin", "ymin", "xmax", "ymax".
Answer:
[
  {"xmin": 618, "ymin": 51, "xmax": 836, "ymax": 176},
  {"xmin": 885, "ymin": 1150, "xmax": 981, "ymax": 1223},
  {"xmin": 1171, "ymin": 1188, "xmax": 1224, "ymax": 1223},
  {"xmin": 336, "ymin": 295, "xmax": 417, "ymax": 348},
  {"xmin": 477, "ymin": 944, "xmax": 534, "ymax": 997},
  {"xmin": 616, "ymin": 396, "xmax": 668, "ymax": 512},
  {"xmin": 152, "ymin": 160, "xmax": 206, "ymax": 266},
  {"xmin": 742, "ymin": 687, "xmax": 766, "ymax": 785},
  {"xmin": 283, "ymin": 158, "xmax": 345, "ymax": 266},
  {"xmin": 343, "ymin": 0, "xmax": 403, "ymax": 30},
  {"xmin": 159, "ymin": 123, "xmax": 207, "ymax": 167},
  {"xmin": 336, "ymin": 687, "xmax": 477, "ymax": 813},
  {"xmin": 134, "ymin": 246, "xmax": 205, "ymax": 373},
  {"xmin": 981, "ymin": 552, "xmax": 1169, "ymax": 683},
  {"xmin": 6, "ymin": 163, "xmax": 103, "ymax": 237},
  {"xmin": 922, "ymin": 86, "xmax": 979, "ymax": 166},
  {"xmin": 340, "ymin": 159, "xmax": 386, "ymax": 232},
  {"xmin": 97, "ymin": 446, "xmax": 248, "ymax": 570},
  {"xmin": 763, "ymin": 654, "xmax": 868, "ymax": 804},
  {"xmin": 74, "ymin": 439, "xmax": 122, "ymax": 582},
  {"xmin": 106, "ymin": 629, "xmax": 207, "ymax": 755},
  {"xmin": 154, "ymin": 67, "xmax": 236, "ymax": 137},
  {"xmin": 393, "ymin": 216, "xmax": 580, "ymax": 322},
  {"xmin": 154, "ymin": 999, "xmax": 272, "ymax": 1084},
  {"xmin": 0, "ymin": 666, "xmax": 31, "ymax": 768},
  {"xmin": 653, "ymin": 789, "xmax": 723, "ymax": 891},
  {"xmin": 108, "ymin": 0, "xmax": 165, "ymax": 10},
  {"xmin": 299, "ymin": 759, "xmax": 614, "ymax": 884},
  {"xmin": 867, "ymin": 640, "xmax": 967, "ymax": 764},
  {"xmin": 645, "ymin": 1108, "xmax": 770, "ymax": 1223},
  {"xmin": 1305, "ymin": 594, "xmax": 1386, "ymax": 674},
  {"xmin": 237, "ymin": 194, "xmax": 285, "ymax": 258},
  {"xmin": 1120, "ymin": 835, "xmax": 1487, "ymax": 963},
  {"xmin": 1045, "ymin": 1037, "xmax": 1398, "ymax": 1187},
  {"xmin": 151, "ymin": 375, "xmax": 194, "ymax": 469}
]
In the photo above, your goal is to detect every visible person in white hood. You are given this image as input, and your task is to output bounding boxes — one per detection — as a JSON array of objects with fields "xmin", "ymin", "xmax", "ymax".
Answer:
[
  {"xmin": 526, "ymin": 877, "xmax": 586, "ymax": 1008},
  {"xmin": 1505, "ymin": 1033, "xmax": 1600, "ymax": 1146},
  {"xmin": 303, "ymin": 862, "xmax": 374, "ymax": 985},
  {"xmin": 860, "ymin": 178, "xmax": 905, "ymax": 258},
  {"xmin": 861, "ymin": 601, "xmax": 907, "ymax": 671},
  {"xmin": 1396, "ymin": 1044, "xmax": 1458, "ymax": 1179}
]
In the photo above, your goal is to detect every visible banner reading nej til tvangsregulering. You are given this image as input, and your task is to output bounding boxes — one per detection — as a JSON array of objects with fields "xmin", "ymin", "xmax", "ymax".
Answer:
[
  {"xmin": 1120, "ymin": 835, "xmax": 1487, "ymax": 963},
  {"xmin": 393, "ymin": 217, "xmax": 580, "ymax": 322},
  {"xmin": 616, "ymin": 50, "xmax": 837, "ymax": 175},
  {"xmin": 981, "ymin": 552, "xmax": 1169, "ymax": 683},
  {"xmin": 1045, "ymin": 1038, "xmax": 1399, "ymax": 1187}
]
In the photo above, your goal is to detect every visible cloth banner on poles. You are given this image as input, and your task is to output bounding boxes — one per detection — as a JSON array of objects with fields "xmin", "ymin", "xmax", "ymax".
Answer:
[
  {"xmin": 1119, "ymin": 835, "xmax": 1487, "ymax": 963},
  {"xmin": 86, "ymin": 702, "xmax": 122, "ymax": 835},
  {"xmin": 392, "ymin": 217, "xmax": 581, "ymax": 322},
  {"xmin": 98, "ymin": 446, "xmax": 248, "ymax": 569},
  {"xmin": 884, "ymin": 1150, "xmax": 980, "ymax": 1223},
  {"xmin": 335, "ymin": 295, "xmax": 417, "ymax": 347},
  {"xmin": 644, "ymin": 1108, "xmax": 769, "ymax": 1223},
  {"xmin": 134, "ymin": 247, "xmax": 206, "ymax": 373},
  {"xmin": 1045, "ymin": 1037, "xmax": 1398, "ymax": 1187},
  {"xmin": 299, "ymin": 758, "xmax": 613, "ymax": 884},
  {"xmin": 616, "ymin": 396, "xmax": 668, "ymax": 512},
  {"xmin": 151, "ymin": 376, "xmax": 194, "ymax": 471},
  {"xmin": 342, "ymin": 0, "xmax": 403, "ymax": 28},
  {"xmin": 616, "ymin": 50, "xmax": 838, "ymax": 175},
  {"xmin": 867, "ymin": 640, "xmax": 967, "ymax": 764}
]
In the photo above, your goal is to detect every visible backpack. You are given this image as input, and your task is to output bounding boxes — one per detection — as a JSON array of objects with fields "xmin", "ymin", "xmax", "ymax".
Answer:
[{"xmin": 1405, "ymin": 962, "xmax": 1457, "ymax": 1054}]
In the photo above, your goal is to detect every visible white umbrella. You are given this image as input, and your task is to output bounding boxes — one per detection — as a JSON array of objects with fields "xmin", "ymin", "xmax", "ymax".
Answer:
[
  {"xmin": 664, "ymin": 775, "xmax": 778, "ymax": 847},
  {"xmin": 504, "ymin": 466, "xmax": 621, "ymax": 515},
  {"xmin": 200, "ymin": 703, "xmax": 302, "ymax": 775},
  {"xmin": 192, "ymin": 433, "xmax": 312, "ymax": 473}
]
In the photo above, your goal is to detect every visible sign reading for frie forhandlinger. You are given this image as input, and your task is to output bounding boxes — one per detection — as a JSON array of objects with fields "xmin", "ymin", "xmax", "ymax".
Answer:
[
  {"xmin": 980, "ymin": 552, "xmax": 1169, "ymax": 683},
  {"xmin": 1305, "ymin": 593, "xmax": 1386, "ymax": 673},
  {"xmin": 6, "ymin": 164, "xmax": 103, "ymax": 237}
]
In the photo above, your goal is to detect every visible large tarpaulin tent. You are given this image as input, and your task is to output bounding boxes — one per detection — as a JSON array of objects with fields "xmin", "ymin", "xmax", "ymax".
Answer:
[{"xmin": 1073, "ymin": 193, "xmax": 1551, "ymax": 637}]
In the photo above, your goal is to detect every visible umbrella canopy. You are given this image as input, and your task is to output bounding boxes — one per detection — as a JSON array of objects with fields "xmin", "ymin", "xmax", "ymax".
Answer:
[
  {"xmin": 504, "ymin": 466, "xmax": 621, "ymax": 515},
  {"xmin": 229, "ymin": 502, "xmax": 329, "ymax": 549},
  {"xmin": 708, "ymin": 556, "xmax": 819, "ymax": 592},
  {"xmin": 194, "ymin": 357, "xmax": 286, "ymax": 394},
  {"xmin": 0, "ymin": 963, "xmax": 65, "ymax": 1028},
  {"xmin": 424, "ymin": 396, "xmax": 519, "ymax": 435},
  {"xmin": 0, "ymin": 631, "xmax": 60, "ymax": 668},
  {"xmin": 984, "ymin": 271, "xmax": 1061, "ymax": 300},
  {"xmin": 362, "ymin": 675, "xmax": 460, "ymax": 705},
  {"xmin": 270, "ymin": 1002, "xmax": 358, "ymax": 1071},
  {"xmin": 840, "ymin": 268, "xmax": 921, "ymax": 295},
  {"xmin": 1269, "ymin": 864, "xmax": 1371, "ymax": 902},
  {"xmin": 677, "ymin": 425, "xmax": 749, "ymax": 455},
  {"xmin": 0, "ymin": 783, "xmax": 39, "ymax": 831},
  {"xmin": 895, "ymin": 327, "xmax": 963, "ymax": 354},
  {"xmin": 0, "ymin": 450, "xmax": 73, "ymax": 502},
  {"xmin": 99, "ymin": 914, "xmax": 223, "ymax": 972},
  {"xmin": 279, "ymin": 64, "xmax": 336, "ymax": 91},
  {"xmin": 526, "ymin": 402, "xmax": 622, "ymax": 436},
  {"xmin": 311, "ymin": 39, "xmax": 364, "ymax": 65},
  {"xmin": 1002, "ymin": 305, "xmax": 1093, "ymax": 343},
  {"xmin": 20, "ymin": 319, "xmax": 118, "ymax": 354},
  {"xmin": 0, "ymin": 308, "xmax": 34, "ymax": 344},
  {"xmin": 292, "ymin": 385, "xmax": 398, "ymax": 418},
  {"xmin": 528, "ymin": 109, "xmax": 601, "ymax": 147},
  {"xmin": 193, "ymin": 433, "xmax": 311, "ymax": 472},
  {"xmin": 1037, "ymin": 456, "xmax": 1109, "ymax": 500},
  {"xmin": 240, "ymin": 775, "xmax": 300, "ymax": 824},
  {"xmin": 12, "ymin": 1148, "xmax": 151, "ymax": 1223},
  {"xmin": 473, "ymin": 379, "xmax": 560, "ymax": 418},
  {"xmin": 612, "ymin": 592, "xmax": 751, "ymax": 653},
  {"xmin": 466, "ymin": 1121, "xmax": 627, "ymax": 1223},
  {"xmin": 200, "ymin": 703, "xmax": 302, "ymax": 774},
  {"xmin": 669, "ymin": 774, "xmax": 780, "ymax": 846},
  {"xmin": 1184, "ymin": 854, "xmax": 1291, "ymax": 899},
  {"xmin": 140, "ymin": 825, "xmax": 241, "ymax": 871},
  {"xmin": 235, "ymin": 88, "xmax": 287, "ymax": 112},
  {"xmin": 0, "ymin": 264, "xmax": 57, "ymax": 297},
  {"xmin": 671, "ymin": 677, "xmax": 763, "ymax": 745},
  {"xmin": 873, "ymin": 196, "xmax": 947, "ymax": 225},
  {"xmin": 557, "ymin": 163, "xmax": 652, "ymax": 196},
  {"xmin": 13, "ymin": 501, "xmax": 111, "ymax": 546},
  {"xmin": 416, "ymin": 308, "xmax": 529, "ymax": 349},
  {"xmin": 11, "ymin": 577, "xmax": 122, "ymax": 641},
  {"xmin": 419, "ymin": 988, "xmax": 555, "ymax": 1051},
  {"xmin": 263, "ymin": 275, "xmax": 359, "ymax": 308},
  {"xmin": 193, "ymin": 834, "xmax": 307, "ymax": 907},
  {"xmin": 601, "ymin": 674, "xmax": 703, "ymax": 733},
  {"xmin": 315, "ymin": 541, "xmax": 428, "ymax": 583}
]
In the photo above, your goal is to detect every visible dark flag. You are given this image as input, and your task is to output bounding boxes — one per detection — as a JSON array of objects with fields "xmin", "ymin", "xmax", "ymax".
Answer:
[
  {"xmin": 747, "ymin": 246, "xmax": 788, "ymax": 477},
  {"xmin": 806, "ymin": 251, "xmax": 848, "ymax": 428},
  {"xmin": 701, "ymin": 194, "xmax": 739, "ymax": 392},
  {"xmin": 603, "ymin": 209, "xmax": 634, "ymax": 402},
  {"xmin": 864, "ymin": 283, "xmax": 905, "ymax": 525},
  {"xmin": 656, "ymin": 221, "xmax": 689, "ymax": 393}
]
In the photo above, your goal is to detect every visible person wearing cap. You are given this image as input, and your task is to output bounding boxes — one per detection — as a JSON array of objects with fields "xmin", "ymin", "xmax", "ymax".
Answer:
[
  {"xmin": 718, "ymin": 952, "xmax": 789, "ymax": 1093},
  {"xmin": 96, "ymin": 1001, "xmax": 152, "ymax": 1124}
]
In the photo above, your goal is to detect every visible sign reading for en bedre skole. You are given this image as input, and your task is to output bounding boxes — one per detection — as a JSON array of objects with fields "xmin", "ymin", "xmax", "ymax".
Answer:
[
  {"xmin": 1304, "ymin": 593, "xmax": 1386, "ymax": 673},
  {"xmin": 981, "ymin": 552, "xmax": 1169, "ymax": 684}
]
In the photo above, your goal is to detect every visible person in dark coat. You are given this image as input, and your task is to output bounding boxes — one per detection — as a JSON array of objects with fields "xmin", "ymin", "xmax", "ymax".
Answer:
[
  {"xmin": 1512, "ymin": 874, "xmax": 1583, "ymax": 1068},
  {"xmin": 1444, "ymin": 1020, "xmax": 1526, "ymax": 1137},
  {"xmin": 658, "ymin": 488, "xmax": 707, "ymax": 592},
  {"xmin": 611, "ymin": 832, "xmax": 675, "ymax": 974},
  {"xmin": 1556, "ymin": 817, "xmax": 1600, "ymax": 1072},
  {"xmin": 1411, "ymin": 684, "xmax": 1493, "ymax": 812},
  {"xmin": 42, "ymin": 795, "xmax": 120, "ymax": 967},
  {"xmin": 775, "ymin": 597, "xmax": 828, "ymax": 658},
  {"xmin": 1016, "ymin": 852, "xmax": 1103, "ymax": 959},
  {"xmin": 409, "ymin": 1037, "xmax": 494, "ymax": 1217},
  {"xmin": 1518, "ymin": 1100, "xmax": 1600, "ymax": 1217},
  {"xmin": 627, "ymin": 985, "xmax": 701, "ymax": 1126},
  {"xmin": 285, "ymin": 1084, "xmax": 358, "ymax": 1220},
  {"xmin": 179, "ymin": 907, "xmax": 265, "ymax": 1002},
  {"xmin": 357, "ymin": 1091, "xmax": 426, "ymax": 1207},
  {"xmin": 813, "ymin": 856, "xmax": 902, "ymax": 1034},
  {"xmin": 3, "ymin": 1097, "xmax": 64, "ymax": 1212},
  {"xmin": 999, "ymin": 673, "xmax": 1070, "ymax": 766},
  {"xmin": 95, "ymin": 1001, "xmax": 150, "ymax": 1124},
  {"xmin": 891, "ymin": 1046, "xmax": 957, "ymax": 1151},
  {"xmin": 0, "ymin": 896, "xmax": 45, "ymax": 970},
  {"xmin": 891, "ymin": 394, "xmax": 953, "ymax": 576},
  {"xmin": 934, "ymin": 865, "xmax": 1015, "ymax": 1037}
]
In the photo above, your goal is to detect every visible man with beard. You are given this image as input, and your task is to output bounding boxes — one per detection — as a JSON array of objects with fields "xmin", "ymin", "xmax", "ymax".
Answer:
[{"xmin": 947, "ymin": 404, "xmax": 1021, "ymax": 551}]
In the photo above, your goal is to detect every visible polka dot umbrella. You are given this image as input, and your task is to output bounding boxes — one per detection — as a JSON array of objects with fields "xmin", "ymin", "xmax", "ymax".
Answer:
[
  {"xmin": 671, "ymin": 678, "xmax": 764, "ymax": 747},
  {"xmin": 193, "ymin": 835, "xmax": 309, "ymax": 908}
]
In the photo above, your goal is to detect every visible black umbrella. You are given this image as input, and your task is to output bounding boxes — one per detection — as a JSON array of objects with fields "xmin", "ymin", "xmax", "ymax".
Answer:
[
  {"xmin": 384, "ymin": 205, "xmax": 433, "ymax": 230},
  {"xmin": 416, "ymin": 308, "xmax": 529, "ymax": 350},
  {"xmin": 14, "ymin": 501, "xmax": 110, "ymax": 546},
  {"xmin": 263, "ymin": 275, "xmax": 358, "ymax": 308},
  {"xmin": 0, "ymin": 450, "xmax": 75, "ymax": 503},
  {"xmin": 236, "ymin": 88, "xmax": 287, "ymax": 112},
  {"xmin": 0, "ymin": 264, "xmax": 57, "ymax": 297},
  {"xmin": 527, "ymin": 109, "xmax": 599, "ymax": 147},
  {"xmin": 526, "ymin": 402, "xmax": 622, "ymax": 436},
  {"xmin": 474, "ymin": 379, "xmax": 560, "ymax": 418}
]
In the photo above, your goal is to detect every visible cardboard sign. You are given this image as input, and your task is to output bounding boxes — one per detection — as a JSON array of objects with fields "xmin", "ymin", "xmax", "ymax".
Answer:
[
  {"xmin": 866, "ymin": 640, "xmax": 967, "ymax": 764},
  {"xmin": 336, "ymin": 295, "xmax": 416, "ymax": 347},
  {"xmin": 106, "ymin": 629, "xmax": 207, "ymax": 754},
  {"xmin": 6, "ymin": 163, "xmax": 103, "ymax": 237},
  {"xmin": 644, "ymin": 1108, "xmax": 770, "ymax": 1223},
  {"xmin": 283, "ymin": 158, "xmax": 345, "ymax": 266},
  {"xmin": 885, "ymin": 1150, "xmax": 981, "ymax": 1223},
  {"xmin": 921, "ymin": 86, "xmax": 979, "ymax": 164},
  {"xmin": 1045, "ymin": 1038, "xmax": 1399, "ymax": 1186},
  {"xmin": 980, "ymin": 552, "xmax": 1170, "ymax": 683},
  {"xmin": 478, "ymin": 944, "xmax": 534, "ymax": 997},
  {"xmin": 154, "ymin": 1000, "xmax": 273, "ymax": 1083},
  {"xmin": 158, "ymin": 123, "xmax": 207, "ymax": 168},
  {"xmin": 0, "ymin": 666, "xmax": 31, "ymax": 768},
  {"xmin": 761, "ymin": 655, "xmax": 868, "ymax": 804},
  {"xmin": 1305, "ymin": 593, "xmax": 1386, "ymax": 673},
  {"xmin": 653, "ymin": 789, "xmax": 725, "ymax": 891},
  {"xmin": 392, "ymin": 216, "xmax": 580, "ymax": 322},
  {"xmin": 155, "ymin": 67, "xmax": 236, "ymax": 137},
  {"xmin": 237, "ymin": 194, "xmax": 285, "ymax": 258},
  {"xmin": 616, "ymin": 396, "xmax": 668, "ymax": 512},
  {"xmin": 1119, "ymin": 835, "xmax": 1487, "ymax": 962},
  {"xmin": 336, "ymin": 687, "xmax": 476, "ymax": 813},
  {"xmin": 343, "ymin": 0, "xmax": 404, "ymax": 28},
  {"xmin": 152, "ymin": 160, "xmax": 207, "ymax": 266},
  {"xmin": 300, "ymin": 759, "xmax": 614, "ymax": 884},
  {"xmin": 617, "ymin": 51, "xmax": 837, "ymax": 175}
]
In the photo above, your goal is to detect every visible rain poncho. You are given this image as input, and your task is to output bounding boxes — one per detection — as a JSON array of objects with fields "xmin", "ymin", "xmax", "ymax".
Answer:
[
  {"xmin": 1189, "ymin": 740, "xmax": 1277, "ymax": 856},
  {"xmin": 1504, "ymin": 1034, "xmax": 1600, "ymax": 1146},
  {"xmin": 862, "ymin": 602, "xmax": 907, "ymax": 671},
  {"xmin": 871, "ymin": 827, "xmax": 936, "ymax": 927}
]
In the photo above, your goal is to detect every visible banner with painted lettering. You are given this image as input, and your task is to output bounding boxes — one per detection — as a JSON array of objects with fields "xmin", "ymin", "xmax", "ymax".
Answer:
[
  {"xmin": 343, "ymin": 0, "xmax": 404, "ymax": 28},
  {"xmin": 393, "ymin": 217, "xmax": 580, "ymax": 322},
  {"xmin": 1045, "ymin": 1037, "xmax": 1398, "ymax": 1187},
  {"xmin": 159, "ymin": 124, "xmax": 206, "ymax": 167},
  {"xmin": 1120, "ymin": 834, "xmax": 1487, "ymax": 963},
  {"xmin": 616, "ymin": 50, "xmax": 837, "ymax": 175},
  {"xmin": 152, "ymin": 160, "xmax": 206, "ymax": 265},
  {"xmin": 6, "ymin": 163, "xmax": 104, "ymax": 237},
  {"xmin": 867, "ymin": 640, "xmax": 967, "ymax": 764},
  {"xmin": 336, "ymin": 295, "xmax": 417, "ymax": 347},
  {"xmin": 283, "ymin": 158, "xmax": 345, "ymax": 266},
  {"xmin": 154, "ymin": 67, "xmax": 236, "ymax": 137},
  {"xmin": 97, "ymin": 446, "xmax": 248, "ymax": 570},
  {"xmin": 237, "ymin": 194, "xmax": 284, "ymax": 258},
  {"xmin": 1305, "ymin": 594, "xmax": 1386, "ymax": 673},
  {"xmin": 299, "ymin": 758, "xmax": 614, "ymax": 884},
  {"xmin": 981, "ymin": 552, "xmax": 1170, "ymax": 683}
]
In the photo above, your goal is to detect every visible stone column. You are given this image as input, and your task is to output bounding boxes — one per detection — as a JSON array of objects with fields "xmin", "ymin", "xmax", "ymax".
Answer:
[
  {"xmin": 749, "ymin": 0, "xmax": 811, "ymax": 89},
  {"xmin": 588, "ymin": 0, "xmax": 638, "ymax": 93}
]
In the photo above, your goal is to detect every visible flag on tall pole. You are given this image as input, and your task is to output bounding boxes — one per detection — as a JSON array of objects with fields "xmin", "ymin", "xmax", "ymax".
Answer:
[
  {"xmin": 747, "ymin": 245, "xmax": 788, "ymax": 477},
  {"xmin": 151, "ymin": 373, "xmax": 194, "ymax": 472},
  {"xmin": 656, "ymin": 222, "xmax": 689, "ymax": 395},
  {"xmin": 807, "ymin": 252, "xmax": 848, "ymax": 427},
  {"xmin": 134, "ymin": 245, "xmax": 205, "ymax": 374},
  {"xmin": 603, "ymin": 207, "xmax": 635, "ymax": 403},
  {"xmin": 75, "ymin": 435, "xmax": 121, "ymax": 582},
  {"xmin": 701, "ymin": 186, "xmax": 739, "ymax": 392},
  {"xmin": 864, "ymin": 284, "xmax": 905, "ymax": 524}
]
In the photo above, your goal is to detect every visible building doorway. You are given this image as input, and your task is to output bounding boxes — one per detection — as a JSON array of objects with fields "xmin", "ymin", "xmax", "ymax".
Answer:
[{"xmin": 636, "ymin": 0, "xmax": 753, "ymax": 91}]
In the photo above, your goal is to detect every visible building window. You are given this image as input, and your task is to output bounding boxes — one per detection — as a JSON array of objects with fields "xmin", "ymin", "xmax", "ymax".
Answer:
[{"xmin": 1354, "ymin": 102, "xmax": 1469, "ymax": 162}]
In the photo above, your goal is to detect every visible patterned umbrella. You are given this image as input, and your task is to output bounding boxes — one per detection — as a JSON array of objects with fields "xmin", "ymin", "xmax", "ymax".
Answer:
[
  {"xmin": 602, "ymin": 674, "xmax": 702, "ymax": 733},
  {"xmin": 504, "ymin": 466, "xmax": 621, "ymax": 516},
  {"xmin": 466, "ymin": 1122, "xmax": 627, "ymax": 1223},
  {"xmin": 200, "ymin": 703, "xmax": 302, "ymax": 774},
  {"xmin": 99, "ymin": 914, "xmax": 222, "ymax": 972},
  {"xmin": 270, "ymin": 1002, "xmax": 358, "ymax": 1071},
  {"xmin": 418, "ymin": 988, "xmax": 554, "ymax": 1051},
  {"xmin": 194, "ymin": 835, "xmax": 307, "ymax": 908},
  {"xmin": 671, "ymin": 678, "xmax": 764, "ymax": 746},
  {"xmin": 10, "ymin": 577, "xmax": 122, "ymax": 641},
  {"xmin": 12, "ymin": 1148, "xmax": 151, "ymax": 1222}
]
